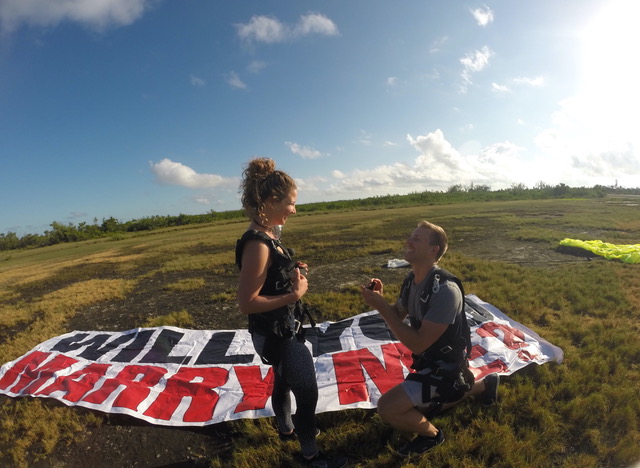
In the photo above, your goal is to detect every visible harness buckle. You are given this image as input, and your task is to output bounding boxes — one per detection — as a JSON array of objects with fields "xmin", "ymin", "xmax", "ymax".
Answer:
[
  {"xmin": 294, "ymin": 320, "xmax": 302, "ymax": 334},
  {"xmin": 432, "ymin": 274, "xmax": 441, "ymax": 293},
  {"xmin": 439, "ymin": 345, "xmax": 453, "ymax": 354}
]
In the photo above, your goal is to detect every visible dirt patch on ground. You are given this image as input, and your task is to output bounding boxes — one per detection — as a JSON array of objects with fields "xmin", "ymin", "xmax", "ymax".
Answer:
[{"xmin": 10, "ymin": 227, "xmax": 596, "ymax": 468}]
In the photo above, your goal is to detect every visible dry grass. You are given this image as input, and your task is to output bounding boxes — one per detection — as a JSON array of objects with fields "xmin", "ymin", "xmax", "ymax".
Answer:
[
  {"xmin": 163, "ymin": 277, "xmax": 207, "ymax": 291},
  {"xmin": 0, "ymin": 279, "xmax": 136, "ymax": 363},
  {"xmin": 143, "ymin": 309, "xmax": 196, "ymax": 328},
  {"xmin": 0, "ymin": 198, "xmax": 639, "ymax": 466}
]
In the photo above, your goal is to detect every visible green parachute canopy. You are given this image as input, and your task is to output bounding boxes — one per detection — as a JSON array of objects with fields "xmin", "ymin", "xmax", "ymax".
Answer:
[{"xmin": 559, "ymin": 238, "xmax": 640, "ymax": 264}]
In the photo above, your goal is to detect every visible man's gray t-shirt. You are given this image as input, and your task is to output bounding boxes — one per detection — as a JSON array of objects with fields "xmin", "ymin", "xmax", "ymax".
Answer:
[
  {"xmin": 396, "ymin": 267, "xmax": 462, "ymax": 325},
  {"xmin": 397, "ymin": 268, "xmax": 466, "ymax": 406}
]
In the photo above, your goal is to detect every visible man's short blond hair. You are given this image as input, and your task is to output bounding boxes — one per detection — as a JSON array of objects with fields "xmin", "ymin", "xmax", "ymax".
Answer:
[{"xmin": 417, "ymin": 220, "xmax": 448, "ymax": 261}]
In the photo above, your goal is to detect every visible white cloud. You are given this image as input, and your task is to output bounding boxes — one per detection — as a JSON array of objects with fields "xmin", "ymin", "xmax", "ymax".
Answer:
[
  {"xmin": 461, "ymin": 46, "xmax": 493, "ymax": 76},
  {"xmin": 491, "ymin": 82, "xmax": 511, "ymax": 93},
  {"xmin": 190, "ymin": 74, "xmax": 205, "ymax": 87},
  {"xmin": 226, "ymin": 71, "xmax": 247, "ymax": 90},
  {"xmin": 305, "ymin": 124, "xmax": 636, "ymax": 203},
  {"xmin": 293, "ymin": 175, "xmax": 325, "ymax": 194},
  {"xmin": 236, "ymin": 15, "xmax": 285, "ymax": 44},
  {"xmin": 460, "ymin": 123, "xmax": 475, "ymax": 132},
  {"xmin": 0, "ymin": 0, "xmax": 150, "ymax": 34},
  {"xmin": 460, "ymin": 46, "xmax": 493, "ymax": 92},
  {"xmin": 293, "ymin": 12, "xmax": 339, "ymax": 37},
  {"xmin": 386, "ymin": 77, "xmax": 398, "ymax": 87},
  {"xmin": 471, "ymin": 6, "xmax": 494, "ymax": 27},
  {"xmin": 357, "ymin": 129, "xmax": 373, "ymax": 145},
  {"xmin": 477, "ymin": 141, "xmax": 523, "ymax": 167},
  {"xmin": 150, "ymin": 158, "xmax": 236, "ymax": 189},
  {"xmin": 409, "ymin": 129, "xmax": 467, "ymax": 174},
  {"xmin": 429, "ymin": 36, "xmax": 448, "ymax": 54},
  {"xmin": 303, "ymin": 130, "xmax": 535, "ymax": 202},
  {"xmin": 248, "ymin": 60, "xmax": 267, "ymax": 74},
  {"xmin": 544, "ymin": 0, "xmax": 640, "ymax": 188},
  {"xmin": 193, "ymin": 196, "xmax": 211, "ymax": 205},
  {"xmin": 236, "ymin": 12, "xmax": 338, "ymax": 45},
  {"xmin": 534, "ymin": 92, "xmax": 640, "ymax": 187},
  {"xmin": 285, "ymin": 141, "xmax": 324, "ymax": 159},
  {"xmin": 513, "ymin": 76, "xmax": 545, "ymax": 87},
  {"xmin": 570, "ymin": 148, "xmax": 640, "ymax": 179}
]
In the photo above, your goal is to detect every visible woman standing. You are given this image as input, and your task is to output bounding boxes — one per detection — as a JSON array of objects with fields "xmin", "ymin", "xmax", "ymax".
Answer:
[{"xmin": 235, "ymin": 158, "xmax": 347, "ymax": 468}]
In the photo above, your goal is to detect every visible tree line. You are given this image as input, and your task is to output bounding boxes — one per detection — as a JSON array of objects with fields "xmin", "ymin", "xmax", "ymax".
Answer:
[{"xmin": 1, "ymin": 183, "xmax": 633, "ymax": 252}]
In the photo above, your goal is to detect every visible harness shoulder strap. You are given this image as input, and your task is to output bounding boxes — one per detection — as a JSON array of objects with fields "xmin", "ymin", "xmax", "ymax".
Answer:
[
  {"xmin": 401, "ymin": 267, "xmax": 452, "ymax": 321},
  {"xmin": 409, "ymin": 267, "xmax": 472, "ymax": 362},
  {"xmin": 236, "ymin": 230, "xmax": 289, "ymax": 269},
  {"xmin": 420, "ymin": 267, "xmax": 464, "ymax": 311}
]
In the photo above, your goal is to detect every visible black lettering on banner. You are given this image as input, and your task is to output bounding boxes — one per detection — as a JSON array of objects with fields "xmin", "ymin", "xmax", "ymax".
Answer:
[
  {"xmin": 51, "ymin": 333, "xmax": 92, "ymax": 353},
  {"xmin": 79, "ymin": 333, "xmax": 147, "ymax": 361},
  {"xmin": 306, "ymin": 319, "xmax": 353, "ymax": 357},
  {"xmin": 138, "ymin": 329, "xmax": 192, "ymax": 364},
  {"xmin": 359, "ymin": 314, "xmax": 395, "ymax": 341},
  {"xmin": 52, "ymin": 333, "xmax": 137, "ymax": 361},
  {"xmin": 112, "ymin": 330, "xmax": 156, "ymax": 363},
  {"xmin": 195, "ymin": 332, "xmax": 254, "ymax": 365}
]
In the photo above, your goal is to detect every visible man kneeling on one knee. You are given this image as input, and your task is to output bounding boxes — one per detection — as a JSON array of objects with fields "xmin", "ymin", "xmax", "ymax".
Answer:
[{"xmin": 361, "ymin": 220, "xmax": 499, "ymax": 458}]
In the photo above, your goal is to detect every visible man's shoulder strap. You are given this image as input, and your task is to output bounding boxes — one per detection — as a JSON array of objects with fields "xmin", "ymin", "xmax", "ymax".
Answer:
[
  {"xmin": 428, "ymin": 267, "xmax": 471, "ymax": 359},
  {"xmin": 400, "ymin": 271, "xmax": 415, "ymax": 307},
  {"xmin": 410, "ymin": 267, "xmax": 473, "ymax": 361},
  {"xmin": 401, "ymin": 266, "xmax": 464, "ymax": 309},
  {"xmin": 426, "ymin": 267, "xmax": 464, "ymax": 300}
]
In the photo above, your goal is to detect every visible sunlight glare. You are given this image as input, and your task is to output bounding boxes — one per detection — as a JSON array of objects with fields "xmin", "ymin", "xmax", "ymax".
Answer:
[{"xmin": 579, "ymin": 0, "xmax": 640, "ymax": 143}]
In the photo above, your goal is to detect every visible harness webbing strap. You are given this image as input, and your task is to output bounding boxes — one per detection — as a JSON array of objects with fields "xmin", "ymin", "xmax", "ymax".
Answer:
[{"xmin": 235, "ymin": 230, "xmax": 315, "ymax": 366}]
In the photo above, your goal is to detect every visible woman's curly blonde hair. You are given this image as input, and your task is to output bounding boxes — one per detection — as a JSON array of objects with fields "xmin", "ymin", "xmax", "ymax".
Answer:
[{"xmin": 240, "ymin": 157, "xmax": 296, "ymax": 221}]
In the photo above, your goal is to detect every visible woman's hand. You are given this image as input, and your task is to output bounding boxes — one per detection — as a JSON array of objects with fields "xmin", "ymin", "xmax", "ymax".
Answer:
[
  {"xmin": 290, "ymin": 267, "xmax": 309, "ymax": 300},
  {"xmin": 295, "ymin": 261, "xmax": 309, "ymax": 276}
]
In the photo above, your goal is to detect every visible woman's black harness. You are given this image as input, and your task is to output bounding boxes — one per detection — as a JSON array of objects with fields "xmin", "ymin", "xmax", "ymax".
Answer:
[
  {"xmin": 401, "ymin": 267, "xmax": 475, "ymax": 404},
  {"xmin": 235, "ymin": 230, "xmax": 315, "ymax": 365}
]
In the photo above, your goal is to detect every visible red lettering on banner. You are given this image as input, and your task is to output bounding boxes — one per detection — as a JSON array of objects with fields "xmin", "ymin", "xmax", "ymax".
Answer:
[
  {"xmin": 233, "ymin": 366, "xmax": 274, "ymax": 413},
  {"xmin": 81, "ymin": 365, "xmax": 167, "ymax": 411},
  {"xmin": 470, "ymin": 360, "xmax": 508, "ymax": 380},
  {"xmin": 0, "ymin": 351, "xmax": 78, "ymax": 394},
  {"xmin": 470, "ymin": 324, "xmax": 538, "ymax": 378},
  {"xmin": 35, "ymin": 362, "xmax": 111, "ymax": 402},
  {"xmin": 469, "ymin": 344, "xmax": 488, "ymax": 360},
  {"xmin": 468, "ymin": 343, "xmax": 508, "ymax": 380},
  {"xmin": 517, "ymin": 349, "xmax": 536, "ymax": 362},
  {"xmin": 143, "ymin": 367, "xmax": 229, "ymax": 422},
  {"xmin": 476, "ymin": 322, "xmax": 528, "ymax": 349},
  {"xmin": 0, "ymin": 310, "xmax": 560, "ymax": 427},
  {"xmin": 332, "ymin": 343, "xmax": 412, "ymax": 405},
  {"xmin": 0, "ymin": 351, "xmax": 51, "ymax": 391}
]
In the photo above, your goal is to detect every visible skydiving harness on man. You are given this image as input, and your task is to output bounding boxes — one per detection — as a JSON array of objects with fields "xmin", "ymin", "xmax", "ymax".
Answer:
[
  {"xmin": 235, "ymin": 230, "xmax": 315, "ymax": 365},
  {"xmin": 402, "ymin": 267, "xmax": 475, "ymax": 404}
]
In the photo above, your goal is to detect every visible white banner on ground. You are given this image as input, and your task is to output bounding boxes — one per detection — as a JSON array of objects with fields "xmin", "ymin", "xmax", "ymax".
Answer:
[{"xmin": 0, "ymin": 295, "xmax": 563, "ymax": 427}]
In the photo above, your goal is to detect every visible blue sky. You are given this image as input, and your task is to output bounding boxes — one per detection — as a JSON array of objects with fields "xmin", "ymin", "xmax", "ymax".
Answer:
[{"xmin": 1, "ymin": 0, "xmax": 639, "ymax": 236}]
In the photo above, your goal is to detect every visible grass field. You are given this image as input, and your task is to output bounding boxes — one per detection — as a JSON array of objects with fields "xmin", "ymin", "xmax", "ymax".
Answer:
[{"xmin": 1, "ymin": 197, "xmax": 639, "ymax": 467}]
